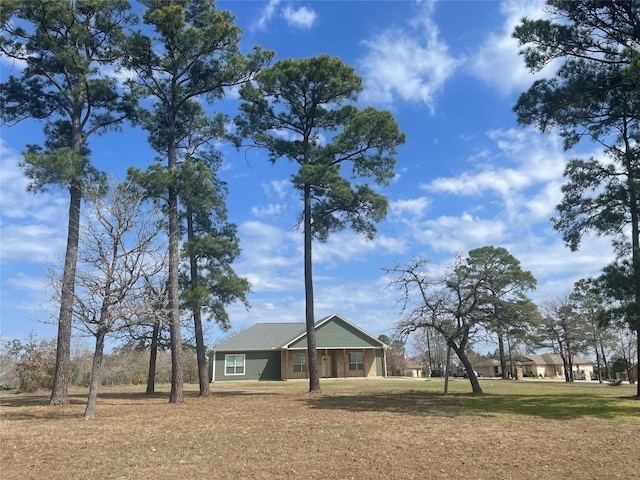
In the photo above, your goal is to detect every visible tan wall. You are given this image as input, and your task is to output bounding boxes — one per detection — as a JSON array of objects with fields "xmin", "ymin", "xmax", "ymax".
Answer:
[
  {"xmin": 285, "ymin": 350, "xmax": 308, "ymax": 380},
  {"xmin": 282, "ymin": 349, "xmax": 378, "ymax": 379},
  {"xmin": 365, "ymin": 350, "xmax": 375, "ymax": 377}
]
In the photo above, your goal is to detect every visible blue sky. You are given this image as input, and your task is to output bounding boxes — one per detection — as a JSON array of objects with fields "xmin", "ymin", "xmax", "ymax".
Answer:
[{"xmin": 0, "ymin": 0, "xmax": 615, "ymax": 352}]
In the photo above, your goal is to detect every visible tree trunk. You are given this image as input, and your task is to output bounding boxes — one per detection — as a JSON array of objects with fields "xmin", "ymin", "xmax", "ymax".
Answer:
[
  {"xmin": 84, "ymin": 327, "xmax": 106, "ymax": 420},
  {"xmin": 622, "ymin": 125, "xmax": 640, "ymax": 396},
  {"xmin": 146, "ymin": 319, "xmax": 160, "ymax": 395},
  {"xmin": 636, "ymin": 330, "xmax": 639, "ymax": 393},
  {"xmin": 452, "ymin": 343, "xmax": 483, "ymax": 394},
  {"xmin": 443, "ymin": 345, "xmax": 451, "ymax": 395},
  {"xmin": 49, "ymin": 181, "xmax": 82, "ymax": 406},
  {"xmin": 594, "ymin": 346, "xmax": 603, "ymax": 384},
  {"xmin": 560, "ymin": 353, "xmax": 570, "ymax": 382},
  {"xmin": 303, "ymin": 182, "xmax": 320, "ymax": 393},
  {"xmin": 497, "ymin": 332, "xmax": 508, "ymax": 379},
  {"xmin": 425, "ymin": 327, "xmax": 433, "ymax": 376},
  {"xmin": 167, "ymin": 139, "xmax": 184, "ymax": 404},
  {"xmin": 600, "ymin": 341, "xmax": 610, "ymax": 380},
  {"xmin": 187, "ymin": 206, "xmax": 209, "ymax": 397}
]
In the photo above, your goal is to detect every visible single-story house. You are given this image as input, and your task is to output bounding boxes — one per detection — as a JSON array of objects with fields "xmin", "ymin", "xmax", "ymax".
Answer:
[
  {"xmin": 399, "ymin": 356, "xmax": 425, "ymax": 378},
  {"xmin": 209, "ymin": 313, "xmax": 387, "ymax": 382},
  {"xmin": 516, "ymin": 353, "xmax": 594, "ymax": 379},
  {"xmin": 474, "ymin": 358, "xmax": 503, "ymax": 378}
]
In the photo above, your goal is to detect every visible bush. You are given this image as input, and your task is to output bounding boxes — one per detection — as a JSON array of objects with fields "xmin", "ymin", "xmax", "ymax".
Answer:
[
  {"xmin": 19, "ymin": 368, "xmax": 50, "ymax": 393},
  {"xmin": 12, "ymin": 334, "xmax": 56, "ymax": 393}
]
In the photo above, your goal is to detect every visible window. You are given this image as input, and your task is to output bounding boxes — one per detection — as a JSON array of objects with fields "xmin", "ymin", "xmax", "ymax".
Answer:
[
  {"xmin": 225, "ymin": 354, "xmax": 245, "ymax": 375},
  {"xmin": 348, "ymin": 351, "xmax": 364, "ymax": 371},
  {"xmin": 292, "ymin": 353, "xmax": 306, "ymax": 373}
]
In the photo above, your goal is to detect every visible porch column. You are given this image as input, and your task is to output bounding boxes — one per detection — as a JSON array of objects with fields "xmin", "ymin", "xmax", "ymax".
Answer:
[
  {"xmin": 325, "ymin": 348, "xmax": 328, "ymax": 378},
  {"xmin": 283, "ymin": 349, "xmax": 288, "ymax": 381},
  {"xmin": 305, "ymin": 349, "xmax": 309, "ymax": 379},
  {"xmin": 383, "ymin": 347, "xmax": 388, "ymax": 378},
  {"xmin": 343, "ymin": 349, "xmax": 347, "ymax": 378}
]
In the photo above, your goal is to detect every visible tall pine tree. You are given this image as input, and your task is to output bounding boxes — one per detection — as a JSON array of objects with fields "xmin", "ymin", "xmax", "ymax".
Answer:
[
  {"xmin": 125, "ymin": 0, "xmax": 270, "ymax": 403},
  {"xmin": 236, "ymin": 55, "xmax": 405, "ymax": 393},
  {"xmin": 514, "ymin": 0, "xmax": 640, "ymax": 396},
  {"xmin": 0, "ymin": 0, "xmax": 137, "ymax": 405}
]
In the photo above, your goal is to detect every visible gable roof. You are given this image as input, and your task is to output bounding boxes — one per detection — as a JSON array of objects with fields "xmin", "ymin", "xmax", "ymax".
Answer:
[
  {"xmin": 214, "ymin": 323, "xmax": 304, "ymax": 351},
  {"xmin": 403, "ymin": 357, "xmax": 424, "ymax": 369},
  {"xmin": 213, "ymin": 313, "xmax": 385, "ymax": 351},
  {"xmin": 517, "ymin": 353, "xmax": 593, "ymax": 366},
  {"xmin": 475, "ymin": 358, "xmax": 501, "ymax": 367},
  {"xmin": 284, "ymin": 313, "xmax": 385, "ymax": 349}
]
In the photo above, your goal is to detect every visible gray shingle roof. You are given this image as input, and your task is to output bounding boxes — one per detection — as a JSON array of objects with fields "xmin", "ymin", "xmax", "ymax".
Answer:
[
  {"xmin": 214, "ymin": 323, "xmax": 305, "ymax": 351},
  {"xmin": 517, "ymin": 353, "xmax": 593, "ymax": 365}
]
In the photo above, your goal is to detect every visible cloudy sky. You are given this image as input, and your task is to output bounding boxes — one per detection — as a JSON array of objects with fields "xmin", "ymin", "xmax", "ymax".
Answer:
[{"xmin": 0, "ymin": 0, "xmax": 615, "ymax": 351}]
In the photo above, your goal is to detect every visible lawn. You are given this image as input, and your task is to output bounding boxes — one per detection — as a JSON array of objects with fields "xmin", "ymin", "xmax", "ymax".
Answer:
[{"xmin": 1, "ymin": 378, "xmax": 638, "ymax": 480}]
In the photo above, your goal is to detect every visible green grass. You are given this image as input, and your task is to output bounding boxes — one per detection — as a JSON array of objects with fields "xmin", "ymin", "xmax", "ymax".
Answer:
[{"xmin": 302, "ymin": 378, "xmax": 640, "ymax": 420}]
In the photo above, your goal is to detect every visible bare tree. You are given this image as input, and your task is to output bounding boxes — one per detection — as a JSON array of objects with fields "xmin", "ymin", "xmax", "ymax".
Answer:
[
  {"xmin": 538, "ymin": 295, "xmax": 590, "ymax": 382},
  {"xmin": 385, "ymin": 256, "xmax": 485, "ymax": 394},
  {"xmin": 68, "ymin": 181, "xmax": 165, "ymax": 419}
]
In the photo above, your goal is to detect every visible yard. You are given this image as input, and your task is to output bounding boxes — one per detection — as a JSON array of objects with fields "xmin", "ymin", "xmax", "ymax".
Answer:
[{"xmin": 1, "ymin": 378, "xmax": 638, "ymax": 479}]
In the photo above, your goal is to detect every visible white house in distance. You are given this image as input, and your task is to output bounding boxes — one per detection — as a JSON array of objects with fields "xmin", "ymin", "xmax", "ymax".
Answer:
[{"xmin": 474, "ymin": 353, "xmax": 594, "ymax": 380}]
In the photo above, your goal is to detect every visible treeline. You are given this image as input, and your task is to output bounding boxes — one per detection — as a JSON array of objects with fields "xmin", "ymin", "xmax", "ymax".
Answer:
[{"xmin": 0, "ymin": 334, "xmax": 200, "ymax": 392}]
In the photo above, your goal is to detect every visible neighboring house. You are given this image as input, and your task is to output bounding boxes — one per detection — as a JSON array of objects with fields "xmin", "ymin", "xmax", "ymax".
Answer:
[
  {"xmin": 516, "ymin": 353, "xmax": 594, "ymax": 380},
  {"xmin": 474, "ymin": 358, "xmax": 503, "ymax": 378},
  {"xmin": 399, "ymin": 356, "xmax": 425, "ymax": 378},
  {"xmin": 209, "ymin": 313, "xmax": 387, "ymax": 382}
]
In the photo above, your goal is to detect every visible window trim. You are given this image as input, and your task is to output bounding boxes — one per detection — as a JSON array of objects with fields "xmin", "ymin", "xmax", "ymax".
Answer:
[
  {"xmin": 292, "ymin": 353, "xmax": 307, "ymax": 373},
  {"xmin": 348, "ymin": 351, "xmax": 364, "ymax": 371},
  {"xmin": 224, "ymin": 354, "xmax": 246, "ymax": 376}
]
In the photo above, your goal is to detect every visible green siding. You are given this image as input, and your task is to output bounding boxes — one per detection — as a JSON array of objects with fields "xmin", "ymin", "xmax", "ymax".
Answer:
[
  {"xmin": 214, "ymin": 351, "xmax": 281, "ymax": 381},
  {"xmin": 289, "ymin": 317, "xmax": 382, "ymax": 349},
  {"xmin": 375, "ymin": 349, "xmax": 384, "ymax": 377}
]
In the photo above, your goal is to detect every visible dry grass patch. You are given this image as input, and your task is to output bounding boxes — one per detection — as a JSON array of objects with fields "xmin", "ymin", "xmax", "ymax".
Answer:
[{"xmin": 1, "ymin": 379, "xmax": 638, "ymax": 479}]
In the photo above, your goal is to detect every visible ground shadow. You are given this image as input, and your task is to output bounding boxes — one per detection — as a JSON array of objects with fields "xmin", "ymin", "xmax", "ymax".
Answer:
[
  {"xmin": 0, "ymin": 388, "xmax": 281, "ymax": 421},
  {"xmin": 305, "ymin": 390, "xmax": 640, "ymax": 420}
]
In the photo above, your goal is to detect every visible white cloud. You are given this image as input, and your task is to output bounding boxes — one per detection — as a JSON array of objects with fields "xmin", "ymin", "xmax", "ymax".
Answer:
[
  {"xmin": 469, "ymin": 0, "xmax": 559, "ymax": 94},
  {"xmin": 390, "ymin": 197, "xmax": 430, "ymax": 219},
  {"xmin": 314, "ymin": 232, "xmax": 409, "ymax": 264},
  {"xmin": 251, "ymin": 203, "xmax": 284, "ymax": 218},
  {"xmin": 0, "ymin": 223, "xmax": 66, "ymax": 262},
  {"xmin": 254, "ymin": 1, "xmax": 317, "ymax": 31},
  {"xmin": 282, "ymin": 5, "xmax": 316, "ymax": 29},
  {"xmin": 0, "ymin": 141, "xmax": 68, "ymax": 262},
  {"xmin": 359, "ymin": 1, "xmax": 460, "ymax": 111},
  {"xmin": 263, "ymin": 179, "xmax": 290, "ymax": 200},
  {"xmin": 422, "ymin": 129, "xmax": 566, "ymax": 206},
  {"xmin": 419, "ymin": 213, "xmax": 507, "ymax": 253},
  {"xmin": 255, "ymin": 0, "xmax": 281, "ymax": 30},
  {"xmin": 234, "ymin": 220, "xmax": 301, "ymax": 292}
]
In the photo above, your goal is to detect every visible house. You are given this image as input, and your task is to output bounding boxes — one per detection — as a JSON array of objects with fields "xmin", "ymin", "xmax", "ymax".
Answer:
[
  {"xmin": 209, "ymin": 313, "xmax": 387, "ymax": 382},
  {"xmin": 516, "ymin": 353, "xmax": 594, "ymax": 380},
  {"xmin": 474, "ymin": 358, "xmax": 503, "ymax": 378},
  {"xmin": 399, "ymin": 356, "xmax": 425, "ymax": 378}
]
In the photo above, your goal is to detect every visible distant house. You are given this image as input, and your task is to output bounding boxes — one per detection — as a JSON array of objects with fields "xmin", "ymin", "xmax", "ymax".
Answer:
[
  {"xmin": 399, "ymin": 356, "xmax": 425, "ymax": 378},
  {"xmin": 516, "ymin": 353, "xmax": 594, "ymax": 380},
  {"xmin": 474, "ymin": 358, "xmax": 503, "ymax": 378},
  {"xmin": 474, "ymin": 354, "xmax": 595, "ymax": 379},
  {"xmin": 209, "ymin": 313, "xmax": 387, "ymax": 382}
]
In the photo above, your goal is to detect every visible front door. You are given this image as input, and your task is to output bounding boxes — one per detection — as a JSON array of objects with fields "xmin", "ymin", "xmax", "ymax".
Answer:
[{"xmin": 320, "ymin": 355, "xmax": 331, "ymax": 377}]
